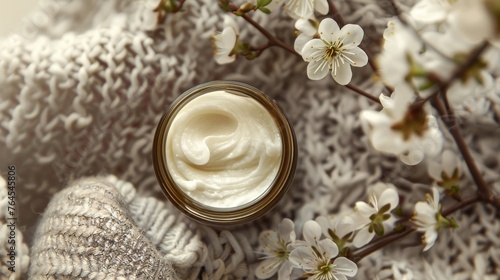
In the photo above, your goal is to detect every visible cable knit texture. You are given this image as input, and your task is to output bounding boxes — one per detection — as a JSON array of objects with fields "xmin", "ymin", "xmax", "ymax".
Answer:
[{"xmin": 0, "ymin": 0, "xmax": 499, "ymax": 279}]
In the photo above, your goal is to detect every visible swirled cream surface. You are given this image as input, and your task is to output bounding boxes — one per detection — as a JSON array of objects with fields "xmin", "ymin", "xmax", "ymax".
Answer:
[{"xmin": 165, "ymin": 90, "xmax": 282, "ymax": 208}]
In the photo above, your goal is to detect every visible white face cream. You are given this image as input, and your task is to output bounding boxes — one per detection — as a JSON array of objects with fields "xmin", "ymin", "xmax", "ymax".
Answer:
[{"xmin": 165, "ymin": 90, "xmax": 283, "ymax": 208}]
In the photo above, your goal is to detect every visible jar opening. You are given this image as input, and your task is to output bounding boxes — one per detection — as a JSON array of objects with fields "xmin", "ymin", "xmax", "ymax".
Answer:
[{"xmin": 153, "ymin": 81, "xmax": 297, "ymax": 226}]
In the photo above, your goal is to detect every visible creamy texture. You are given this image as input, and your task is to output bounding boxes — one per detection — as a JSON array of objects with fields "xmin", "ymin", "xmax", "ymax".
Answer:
[{"xmin": 165, "ymin": 90, "xmax": 282, "ymax": 208}]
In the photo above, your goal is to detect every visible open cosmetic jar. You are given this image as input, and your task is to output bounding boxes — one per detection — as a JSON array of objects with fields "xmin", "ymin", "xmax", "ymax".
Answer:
[{"xmin": 152, "ymin": 81, "xmax": 297, "ymax": 226}]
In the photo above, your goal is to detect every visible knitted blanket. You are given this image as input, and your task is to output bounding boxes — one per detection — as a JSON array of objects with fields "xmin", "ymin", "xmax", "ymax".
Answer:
[{"xmin": 1, "ymin": 0, "xmax": 499, "ymax": 279}]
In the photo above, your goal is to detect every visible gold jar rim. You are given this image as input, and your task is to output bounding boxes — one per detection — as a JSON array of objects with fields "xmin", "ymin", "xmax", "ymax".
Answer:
[{"xmin": 152, "ymin": 81, "xmax": 297, "ymax": 226}]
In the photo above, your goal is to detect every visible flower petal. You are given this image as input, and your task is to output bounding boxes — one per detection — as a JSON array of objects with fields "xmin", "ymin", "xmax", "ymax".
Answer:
[
  {"xmin": 427, "ymin": 159, "xmax": 442, "ymax": 181},
  {"xmin": 360, "ymin": 110, "xmax": 392, "ymax": 127},
  {"xmin": 295, "ymin": 18, "xmax": 317, "ymax": 36},
  {"xmin": 259, "ymin": 230, "xmax": 280, "ymax": 251},
  {"xmin": 431, "ymin": 187, "xmax": 440, "ymax": 209},
  {"xmin": 301, "ymin": 39, "xmax": 325, "ymax": 60},
  {"xmin": 303, "ymin": 220, "xmax": 322, "ymax": 245},
  {"xmin": 353, "ymin": 227, "xmax": 375, "ymax": 248},
  {"xmin": 378, "ymin": 188, "xmax": 399, "ymax": 211},
  {"xmin": 333, "ymin": 257, "xmax": 358, "ymax": 277},
  {"xmin": 423, "ymin": 227, "xmax": 438, "ymax": 251},
  {"xmin": 278, "ymin": 218, "xmax": 295, "ymax": 243},
  {"xmin": 307, "ymin": 59, "xmax": 329, "ymax": 80},
  {"xmin": 285, "ymin": 0, "xmax": 314, "ymax": 18},
  {"xmin": 317, "ymin": 238, "xmax": 339, "ymax": 259},
  {"xmin": 289, "ymin": 247, "xmax": 317, "ymax": 270},
  {"xmin": 415, "ymin": 201, "xmax": 436, "ymax": 222},
  {"xmin": 255, "ymin": 257, "xmax": 282, "ymax": 279},
  {"xmin": 214, "ymin": 53, "xmax": 236, "ymax": 64},
  {"xmin": 344, "ymin": 47, "xmax": 368, "ymax": 67},
  {"xmin": 339, "ymin": 24, "xmax": 364, "ymax": 48},
  {"xmin": 333, "ymin": 275, "xmax": 348, "ymax": 280},
  {"xmin": 294, "ymin": 33, "xmax": 313, "ymax": 54},
  {"xmin": 335, "ymin": 216, "xmax": 356, "ymax": 238},
  {"xmin": 318, "ymin": 18, "xmax": 340, "ymax": 42},
  {"xmin": 223, "ymin": 15, "xmax": 239, "ymax": 34},
  {"xmin": 442, "ymin": 149, "xmax": 458, "ymax": 176},
  {"xmin": 331, "ymin": 60, "xmax": 352, "ymax": 85},
  {"xmin": 315, "ymin": 216, "xmax": 331, "ymax": 237},
  {"xmin": 277, "ymin": 261, "xmax": 293, "ymax": 280},
  {"xmin": 379, "ymin": 93, "xmax": 394, "ymax": 110},
  {"xmin": 314, "ymin": 0, "xmax": 329, "ymax": 15},
  {"xmin": 355, "ymin": 201, "xmax": 376, "ymax": 217},
  {"xmin": 220, "ymin": 26, "xmax": 237, "ymax": 48},
  {"xmin": 370, "ymin": 129, "xmax": 408, "ymax": 154}
]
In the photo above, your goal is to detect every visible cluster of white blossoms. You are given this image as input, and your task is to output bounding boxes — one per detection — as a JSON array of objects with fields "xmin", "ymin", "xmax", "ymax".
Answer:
[
  {"xmin": 211, "ymin": 0, "xmax": 499, "ymax": 165},
  {"xmin": 256, "ymin": 218, "xmax": 358, "ymax": 280},
  {"xmin": 364, "ymin": 0, "xmax": 500, "ymax": 165},
  {"xmin": 212, "ymin": 0, "xmax": 369, "ymax": 85},
  {"xmin": 207, "ymin": 1, "xmax": 499, "ymax": 278},
  {"xmin": 255, "ymin": 182, "xmax": 461, "ymax": 279}
]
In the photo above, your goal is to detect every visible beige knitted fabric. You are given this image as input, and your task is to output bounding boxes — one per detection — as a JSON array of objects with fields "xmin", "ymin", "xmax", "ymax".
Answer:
[
  {"xmin": 28, "ymin": 176, "xmax": 183, "ymax": 279},
  {"xmin": 1, "ymin": 0, "xmax": 500, "ymax": 279}
]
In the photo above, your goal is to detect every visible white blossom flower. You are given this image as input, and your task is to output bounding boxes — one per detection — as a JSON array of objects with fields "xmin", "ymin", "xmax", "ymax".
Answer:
[
  {"xmin": 294, "ymin": 18, "xmax": 318, "ymax": 54},
  {"xmin": 427, "ymin": 149, "xmax": 462, "ymax": 197},
  {"xmin": 360, "ymin": 84, "xmax": 444, "ymax": 165},
  {"xmin": 211, "ymin": 16, "xmax": 239, "ymax": 64},
  {"xmin": 351, "ymin": 183, "xmax": 400, "ymax": 248},
  {"xmin": 255, "ymin": 218, "xmax": 296, "ymax": 280},
  {"xmin": 289, "ymin": 220, "xmax": 358, "ymax": 280},
  {"xmin": 281, "ymin": 0, "xmax": 329, "ymax": 19},
  {"xmin": 412, "ymin": 187, "xmax": 457, "ymax": 251},
  {"xmin": 377, "ymin": 19, "xmax": 423, "ymax": 88},
  {"xmin": 315, "ymin": 215, "xmax": 356, "ymax": 252},
  {"xmin": 301, "ymin": 18, "xmax": 368, "ymax": 85}
]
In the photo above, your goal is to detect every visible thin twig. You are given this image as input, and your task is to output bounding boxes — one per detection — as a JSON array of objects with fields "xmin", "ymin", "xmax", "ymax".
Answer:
[
  {"xmin": 228, "ymin": 3, "xmax": 299, "ymax": 56},
  {"xmin": 442, "ymin": 195, "xmax": 480, "ymax": 216},
  {"xmin": 345, "ymin": 84, "xmax": 381, "ymax": 104}
]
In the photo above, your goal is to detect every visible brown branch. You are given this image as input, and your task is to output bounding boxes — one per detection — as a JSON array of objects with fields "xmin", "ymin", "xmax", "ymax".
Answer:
[
  {"xmin": 228, "ymin": 3, "xmax": 299, "ymax": 56},
  {"xmin": 442, "ymin": 195, "xmax": 480, "ymax": 216},
  {"xmin": 345, "ymin": 84, "xmax": 381, "ymax": 104},
  {"xmin": 433, "ymin": 98, "xmax": 500, "ymax": 208},
  {"xmin": 351, "ymin": 228, "xmax": 414, "ymax": 263},
  {"xmin": 412, "ymin": 41, "xmax": 490, "ymax": 109}
]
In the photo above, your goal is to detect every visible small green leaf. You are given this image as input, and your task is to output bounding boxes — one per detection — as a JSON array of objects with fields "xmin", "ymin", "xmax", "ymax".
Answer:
[
  {"xmin": 258, "ymin": 7, "xmax": 271, "ymax": 14},
  {"xmin": 256, "ymin": 0, "xmax": 272, "ymax": 8}
]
